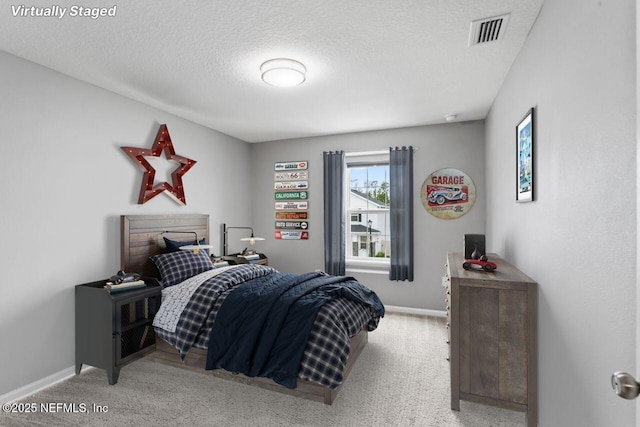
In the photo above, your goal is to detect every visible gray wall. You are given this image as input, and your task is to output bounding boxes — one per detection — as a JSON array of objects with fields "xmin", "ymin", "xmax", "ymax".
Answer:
[
  {"xmin": 485, "ymin": 0, "xmax": 636, "ymax": 425},
  {"xmin": 0, "ymin": 52, "xmax": 252, "ymax": 397},
  {"xmin": 250, "ymin": 122, "xmax": 486, "ymax": 310}
]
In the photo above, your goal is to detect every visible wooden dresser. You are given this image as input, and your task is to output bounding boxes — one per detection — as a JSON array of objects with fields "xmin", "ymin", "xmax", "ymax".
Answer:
[{"xmin": 445, "ymin": 252, "xmax": 538, "ymax": 426}]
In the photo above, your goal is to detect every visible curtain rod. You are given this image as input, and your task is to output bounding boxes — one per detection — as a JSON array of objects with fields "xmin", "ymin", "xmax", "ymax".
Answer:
[{"xmin": 345, "ymin": 147, "xmax": 418, "ymax": 157}]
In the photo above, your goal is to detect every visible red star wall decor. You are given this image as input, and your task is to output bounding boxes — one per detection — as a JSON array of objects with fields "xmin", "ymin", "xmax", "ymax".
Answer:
[{"xmin": 121, "ymin": 124, "xmax": 196, "ymax": 205}]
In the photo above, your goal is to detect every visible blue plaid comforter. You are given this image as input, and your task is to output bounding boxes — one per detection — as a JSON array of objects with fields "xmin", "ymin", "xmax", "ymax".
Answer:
[{"xmin": 155, "ymin": 264, "xmax": 383, "ymax": 389}]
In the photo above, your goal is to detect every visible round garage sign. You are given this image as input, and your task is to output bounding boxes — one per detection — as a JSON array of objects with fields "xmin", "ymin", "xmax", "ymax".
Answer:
[{"xmin": 421, "ymin": 168, "xmax": 476, "ymax": 220}]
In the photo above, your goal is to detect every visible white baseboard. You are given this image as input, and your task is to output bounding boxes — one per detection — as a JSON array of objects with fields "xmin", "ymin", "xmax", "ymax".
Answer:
[
  {"xmin": 0, "ymin": 366, "xmax": 81, "ymax": 404},
  {"xmin": 385, "ymin": 305, "xmax": 447, "ymax": 318}
]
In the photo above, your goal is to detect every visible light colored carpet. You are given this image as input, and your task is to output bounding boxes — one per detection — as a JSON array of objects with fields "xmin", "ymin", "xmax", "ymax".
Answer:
[{"xmin": 1, "ymin": 313, "xmax": 525, "ymax": 426}]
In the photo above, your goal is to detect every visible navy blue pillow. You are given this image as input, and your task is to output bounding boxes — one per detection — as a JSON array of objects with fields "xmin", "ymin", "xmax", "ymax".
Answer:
[
  {"xmin": 150, "ymin": 250, "xmax": 213, "ymax": 288},
  {"xmin": 164, "ymin": 237, "xmax": 207, "ymax": 253}
]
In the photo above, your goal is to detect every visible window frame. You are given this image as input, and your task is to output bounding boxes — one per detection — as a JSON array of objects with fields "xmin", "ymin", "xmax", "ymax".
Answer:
[{"xmin": 345, "ymin": 151, "xmax": 390, "ymax": 273}]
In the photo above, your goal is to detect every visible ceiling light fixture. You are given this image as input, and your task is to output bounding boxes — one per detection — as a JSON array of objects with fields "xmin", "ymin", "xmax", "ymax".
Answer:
[
  {"xmin": 445, "ymin": 114, "xmax": 458, "ymax": 122},
  {"xmin": 260, "ymin": 58, "xmax": 306, "ymax": 87}
]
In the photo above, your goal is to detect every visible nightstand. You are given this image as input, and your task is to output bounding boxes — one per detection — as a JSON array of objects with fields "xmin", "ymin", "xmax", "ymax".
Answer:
[
  {"xmin": 223, "ymin": 253, "xmax": 268, "ymax": 266},
  {"xmin": 75, "ymin": 280, "xmax": 161, "ymax": 385}
]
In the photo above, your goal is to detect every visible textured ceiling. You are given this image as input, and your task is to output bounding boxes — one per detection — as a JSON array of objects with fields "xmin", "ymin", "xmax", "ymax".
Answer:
[{"xmin": 0, "ymin": 0, "xmax": 544, "ymax": 142}]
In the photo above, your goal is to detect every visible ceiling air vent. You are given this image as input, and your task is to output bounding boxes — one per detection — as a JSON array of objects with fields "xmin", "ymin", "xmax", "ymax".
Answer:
[{"xmin": 469, "ymin": 14, "xmax": 510, "ymax": 46}]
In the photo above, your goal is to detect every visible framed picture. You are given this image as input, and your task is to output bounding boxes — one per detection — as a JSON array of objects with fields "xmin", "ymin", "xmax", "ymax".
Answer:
[{"xmin": 516, "ymin": 108, "xmax": 534, "ymax": 202}]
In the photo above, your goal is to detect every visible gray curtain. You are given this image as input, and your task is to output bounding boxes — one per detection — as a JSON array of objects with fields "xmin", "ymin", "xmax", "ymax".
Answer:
[
  {"xmin": 389, "ymin": 146, "xmax": 414, "ymax": 281},
  {"xmin": 323, "ymin": 151, "xmax": 346, "ymax": 275}
]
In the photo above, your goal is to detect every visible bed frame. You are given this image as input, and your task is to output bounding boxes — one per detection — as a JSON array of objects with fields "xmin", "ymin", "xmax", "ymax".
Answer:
[{"xmin": 120, "ymin": 214, "xmax": 368, "ymax": 404}]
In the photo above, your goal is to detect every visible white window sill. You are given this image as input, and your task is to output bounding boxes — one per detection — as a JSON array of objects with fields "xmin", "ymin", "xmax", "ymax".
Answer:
[{"xmin": 345, "ymin": 259, "xmax": 389, "ymax": 275}]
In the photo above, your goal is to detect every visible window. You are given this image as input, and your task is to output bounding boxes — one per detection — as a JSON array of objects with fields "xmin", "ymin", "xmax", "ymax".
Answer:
[
  {"xmin": 346, "ymin": 152, "xmax": 390, "ymax": 267},
  {"xmin": 324, "ymin": 148, "xmax": 412, "ymax": 279}
]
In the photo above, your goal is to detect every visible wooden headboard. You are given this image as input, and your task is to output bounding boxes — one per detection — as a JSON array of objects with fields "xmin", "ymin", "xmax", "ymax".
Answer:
[{"xmin": 121, "ymin": 214, "xmax": 210, "ymax": 275}]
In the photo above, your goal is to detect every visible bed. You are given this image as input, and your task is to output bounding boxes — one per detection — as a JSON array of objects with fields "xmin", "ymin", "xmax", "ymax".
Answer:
[{"xmin": 120, "ymin": 214, "xmax": 384, "ymax": 404}]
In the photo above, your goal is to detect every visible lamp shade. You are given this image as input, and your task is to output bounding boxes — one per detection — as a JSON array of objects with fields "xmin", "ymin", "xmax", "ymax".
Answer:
[
  {"xmin": 240, "ymin": 234, "xmax": 266, "ymax": 246},
  {"xmin": 260, "ymin": 58, "xmax": 306, "ymax": 87}
]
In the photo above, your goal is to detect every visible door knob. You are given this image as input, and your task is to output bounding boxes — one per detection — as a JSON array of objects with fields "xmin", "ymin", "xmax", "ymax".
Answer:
[{"xmin": 611, "ymin": 372, "xmax": 640, "ymax": 399}]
